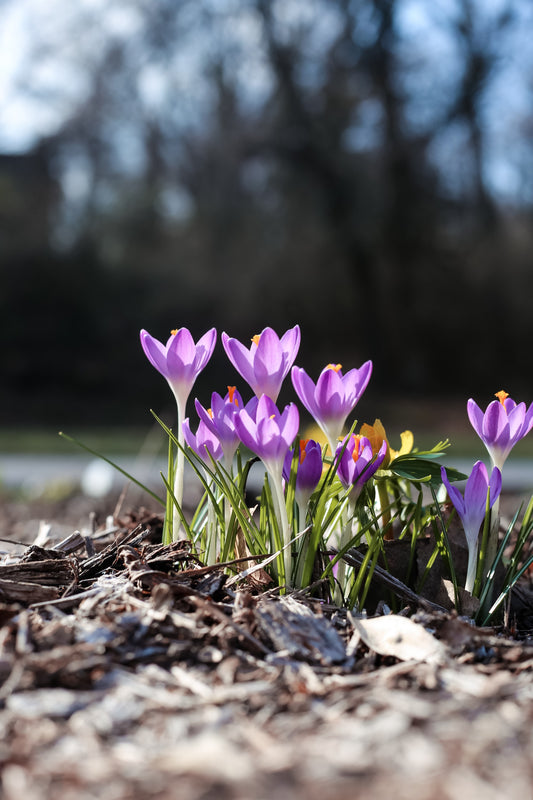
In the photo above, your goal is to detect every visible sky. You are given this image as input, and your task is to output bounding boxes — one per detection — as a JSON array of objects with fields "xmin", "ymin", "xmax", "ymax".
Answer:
[
  {"xmin": 1, "ymin": 0, "xmax": 532, "ymax": 203},
  {"xmin": 0, "ymin": 0, "xmax": 44, "ymax": 151},
  {"xmin": 0, "ymin": 0, "xmax": 142, "ymax": 151}
]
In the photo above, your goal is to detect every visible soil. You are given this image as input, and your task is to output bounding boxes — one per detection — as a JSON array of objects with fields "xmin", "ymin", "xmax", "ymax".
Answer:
[{"xmin": 0, "ymin": 491, "xmax": 532, "ymax": 800}]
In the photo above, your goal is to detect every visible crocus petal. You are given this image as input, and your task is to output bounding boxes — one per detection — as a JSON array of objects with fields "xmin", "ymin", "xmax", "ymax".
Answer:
[
  {"xmin": 165, "ymin": 331, "xmax": 195, "ymax": 389},
  {"xmin": 193, "ymin": 328, "xmax": 217, "ymax": 371},
  {"xmin": 523, "ymin": 404, "xmax": 533, "ymax": 438},
  {"xmin": 194, "ymin": 397, "xmax": 239, "ymax": 462},
  {"xmin": 489, "ymin": 466, "xmax": 502, "ymax": 506},
  {"xmin": 343, "ymin": 361, "xmax": 373, "ymax": 403},
  {"xmin": 464, "ymin": 461, "xmax": 489, "ymax": 514},
  {"xmin": 256, "ymin": 415, "xmax": 283, "ymax": 460},
  {"xmin": 233, "ymin": 408, "xmax": 259, "ymax": 453},
  {"xmin": 280, "ymin": 324, "xmax": 301, "ymax": 356},
  {"xmin": 140, "ymin": 327, "xmax": 217, "ymax": 411},
  {"xmin": 222, "ymin": 333, "xmax": 257, "ymax": 388},
  {"xmin": 442, "ymin": 460, "xmax": 503, "ymax": 593},
  {"xmin": 335, "ymin": 435, "xmax": 384, "ymax": 492},
  {"xmin": 315, "ymin": 369, "xmax": 345, "ymax": 419},
  {"xmin": 482, "ymin": 402, "xmax": 509, "ymax": 448},
  {"xmin": 234, "ymin": 398, "xmax": 299, "ymax": 474},
  {"xmin": 182, "ymin": 418, "xmax": 196, "ymax": 450},
  {"xmin": 255, "ymin": 328, "xmax": 283, "ymax": 375},
  {"xmin": 442, "ymin": 461, "xmax": 500, "ymax": 551},
  {"xmin": 281, "ymin": 402, "xmax": 300, "ymax": 448},
  {"xmin": 194, "ymin": 398, "xmax": 217, "ymax": 434},
  {"xmin": 291, "ymin": 367, "xmax": 320, "ymax": 418},
  {"xmin": 292, "ymin": 361, "xmax": 372, "ymax": 451},
  {"xmin": 223, "ymin": 326, "xmax": 300, "ymax": 400},
  {"xmin": 283, "ymin": 439, "xmax": 323, "ymax": 496},
  {"xmin": 256, "ymin": 393, "xmax": 277, "ymax": 419},
  {"xmin": 468, "ymin": 394, "xmax": 533, "ymax": 469},
  {"xmin": 370, "ymin": 439, "xmax": 388, "ymax": 472},
  {"xmin": 170, "ymin": 328, "xmax": 195, "ymax": 364},
  {"xmin": 183, "ymin": 417, "xmax": 223, "ymax": 464},
  {"xmin": 140, "ymin": 330, "xmax": 171, "ymax": 378},
  {"xmin": 440, "ymin": 466, "xmax": 465, "ymax": 516},
  {"xmin": 467, "ymin": 399, "xmax": 484, "ymax": 439}
]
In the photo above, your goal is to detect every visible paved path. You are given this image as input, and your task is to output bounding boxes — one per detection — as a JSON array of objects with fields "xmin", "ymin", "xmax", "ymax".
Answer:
[
  {"xmin": 1, "ymin": 454, "xmax": 532, "ymax": 497},
  {"xmin": 0, "ymin": 454, "xmax": 167, "ymax": 497}
]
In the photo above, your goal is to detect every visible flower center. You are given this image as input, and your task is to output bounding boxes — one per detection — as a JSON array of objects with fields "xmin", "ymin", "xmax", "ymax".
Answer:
[
  {"xmin": 207, "ymin": 408, "xmax": 214, "ymax": 418},
  {"xmin": 251, "ymin": 334, "xmax": 261, "ymax": 346},
  {"xmin": 170, "ymin": 329, "xmax": 178, "ymax": 336},
  {"xmin": 326, "ymin": 363, "xmax": 342, "ymax": 372},
  {"xmin": 299, "ymin": 439, "xmax": 309, "ymax": 464},
  {"xmin": 495, "ymin": 390, "xmax": 509, "ymax": 405},
  {"xmin": 227, "ymin": 386, "xmax": 238, "ymax": 406}
]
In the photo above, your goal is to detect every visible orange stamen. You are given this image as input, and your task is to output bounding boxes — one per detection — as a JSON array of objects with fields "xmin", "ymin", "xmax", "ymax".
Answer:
[
  {"xmin": 326, "ymin": 363, "xmax": 342, "ymax": 373},
  {"xmin": 227, "ymin": 386, "xmax": 238, "ymax": 406},
  {"xmin": 299, "ymin": 439, "xmax": 309, "ymax": 464},
  {"xmin": 495, "ymin": 390, "xmax": 509, "ymax": 405},
  {"xmin": 351, "ymin": 435, "xmax": 362, "ymax": 462},
  {"xmin": 207, "ymin": 408, "xmax": 214, "ymax": 418},
  {"xmin": 170, "ymin": 329, "xmax": 178, "ymax": 336},
  {"xmin": 251, "ymin": 334, "xmax": 261, "ymax": 346}
]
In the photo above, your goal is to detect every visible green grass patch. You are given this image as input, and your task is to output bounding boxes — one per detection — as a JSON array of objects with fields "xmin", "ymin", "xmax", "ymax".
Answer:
[
  {"xmin": 0, "ymin": 427, "xmax": 161, "ymax": 455},
  {"xmin": 3, "ymin": 425, "xmax": 533, "ymax": 461}
]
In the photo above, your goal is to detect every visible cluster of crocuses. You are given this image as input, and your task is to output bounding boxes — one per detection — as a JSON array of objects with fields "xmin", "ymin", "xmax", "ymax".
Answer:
[
  {"xmin": 140, "ymin": 323, "xmax": 533, "ymax": 601},
  {"xmin": 441, "ymin": 390, "xmax": 533, "ymax": 595},
  {"xmin": 140, "ymin": 324, "xmax": 387, "ymax": 586}
]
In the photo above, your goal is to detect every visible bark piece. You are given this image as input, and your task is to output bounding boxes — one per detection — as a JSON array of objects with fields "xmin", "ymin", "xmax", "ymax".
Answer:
[
  {"xmin": 0, "ymin": 560, "xmax": 76, "ymax": 587},
  {"xmin": 0, "ymin": 579, "xmax": 60, "ymax": 604},
  {"xmin": 255, "ymin": 596, "xmax": 346, "ymax": 664}
]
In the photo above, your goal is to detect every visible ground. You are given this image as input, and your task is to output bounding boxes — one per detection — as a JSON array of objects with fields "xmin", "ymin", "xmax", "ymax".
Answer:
[{"xmin": 0, "ymin": 492, "xmax": 532, "ymax": 800}]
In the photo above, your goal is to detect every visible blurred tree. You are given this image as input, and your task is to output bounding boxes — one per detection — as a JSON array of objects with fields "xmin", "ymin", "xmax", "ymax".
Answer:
[
  {"xmin": 0, "ymin": 144, "xmax": 60, "ymax": 256},
  {"xmin": 2, "ymin": 0, "xmax": 533, "ymax": 425}
]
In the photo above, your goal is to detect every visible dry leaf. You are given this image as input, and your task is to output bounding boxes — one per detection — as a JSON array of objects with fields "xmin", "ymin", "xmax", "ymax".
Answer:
[{"xmin": 351, "ymin": 614, "xmax": 448, "ymax": 664}]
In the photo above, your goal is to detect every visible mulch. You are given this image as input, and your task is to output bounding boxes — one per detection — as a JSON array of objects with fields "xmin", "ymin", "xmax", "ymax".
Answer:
[{"xmin": 0, "ymin": 500, "xmax": 533, "ymax": 800}]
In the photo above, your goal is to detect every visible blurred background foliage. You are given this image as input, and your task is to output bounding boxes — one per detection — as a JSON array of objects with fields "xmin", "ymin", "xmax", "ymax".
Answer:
[{"xmin": 1, "ymin": 0, "xmax": 532, "ymax": 432}]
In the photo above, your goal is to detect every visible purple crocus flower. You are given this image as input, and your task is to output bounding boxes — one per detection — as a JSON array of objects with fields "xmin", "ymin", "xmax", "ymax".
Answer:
[
  {"xmin": 335, "ymin": 434, "xmax": 387, "ymax": 499},
  {"xmin": 235, "ymin": 394, "xmax": 299, "ymax": 478},
  {"xmin": 235, "ymin": 395, "xmax": 300, "ymax": 585},
  {"xmin": 140, "ymin": 326, "xmax": 217, "ymax": 535},
  {"xmin": 283, "ymin": 439, "xmax": 323, "ymax": 512},
  {"xmin": 194, "ymin": 386, "xmax": 243, "ymax": 470},
  {"xmin": 222, "ymin": 325, "xmax": 300, "ymax": 401},
  {"xmin": 291, "ymin": 361, "xmax": 372, "ymax": 453},
  {"xmin": 467, "ymin": 391, "xmax": 533, "ymax": 471},
  {"xmin": 182, "ymin": 417, "xmax": 223, "ymax": 466},
  {"xmin": 140, "ymin": 327, "xmax": 217, "ymax": 411},
  {"xmin": 441, "ymin": 461, "xmax": 502, "ymax": 593}
]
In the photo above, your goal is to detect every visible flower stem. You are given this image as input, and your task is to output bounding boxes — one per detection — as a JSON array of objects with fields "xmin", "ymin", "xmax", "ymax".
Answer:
[
  {"xmin": 205, "ymin": 473, "xmax": 218, "ymax": 565},
  {"xmin": 222, "ymin": 455, "xmax": 234, "ymax": 554},
  {"xmin": 481, "ymin": 494, "xmax": 500, "ymax": 607},
  {"xmin": 465, "ymin": 540, "xmax": 479, "ymax": 594},
  {"xmin": 173, "ymin": 399, "xmax": 186, "ymax": 540},
  {"xmin": 269, "ymin": 469, "xmax": 292, "ymax": 589},
  {"xmin": 334, "ymin": 499, "xmax": 355, "ymax": 606},
  {"xmin": 378, "ymin": 480, "xmax": 392, "ymax": 540},
  {"xmin": 486, "ymin": 494, "xmax": 501, "ymax": 572}
]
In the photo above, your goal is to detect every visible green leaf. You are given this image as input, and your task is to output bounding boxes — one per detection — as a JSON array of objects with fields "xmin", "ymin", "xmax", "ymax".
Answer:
[
  {"xmin": 390, "ymin": 455, "xmax": 466, "ymax": 487},
  {"xmin": 412, "ymin": 439, "xmax": 451, "ymax": 459}
]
